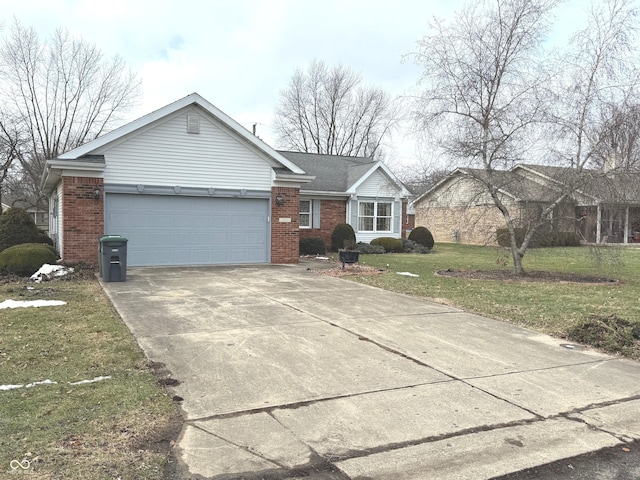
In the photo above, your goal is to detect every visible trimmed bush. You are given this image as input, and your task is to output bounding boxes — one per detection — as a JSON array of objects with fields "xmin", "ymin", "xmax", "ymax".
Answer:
[
  {"xmin": 0, "ymin": 208, "xmax": 42, "ymax": 252},
  {"xmin": 544, "ymin": 231, "xmax": 581, "ymax": 247},
  {"xmin": 36, "ymin": 232, "xmax": 54, "ymax": 246},
  {"xmin": 408, "ymin": 226, "xmax": 435, "ymax": 250},
  {"xmin": 401, "ymin": 238, "xmax": 430, "ymax": 254},
  {"xmin": 299, "ymin": 237, "xmax": 326, "ymax": 255},
  {"xmin": 496, "ymin": 228, "xmax": 526, "ymax": 247},
  {"xmin": 356, "ymin": 242, "xmax": 386, "ymax": 254},
  {"xmin": 496, "ymin": 228, "xmax": 581, "ymax": 248},
  {"xmin": 0, "ymin": 243, "xmax": 58, "ymax": 276},
  {"xmin": 331, "ymin": 223, "xmax": 356, "ymax": 251},
  {"xmin": 371, "ymin": 237, "xmax": 403, "ymax": 253}
]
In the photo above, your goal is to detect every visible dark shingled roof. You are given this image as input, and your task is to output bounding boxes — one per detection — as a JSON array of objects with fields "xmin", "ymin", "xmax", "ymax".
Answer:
[
  {"xmin": 455, "ymin": 165, "xmax": 640, "ymax": 205},
  {"xmin": 521, "ymin": 165, "xmax": 640, "ymax": 204},
  {"xmin": 460, "ymin": 168, "xmax": 563, "ymax": 203},
  {"xmin": 277, "ymin": 151, "xmax": 376, "ymax": 192}
]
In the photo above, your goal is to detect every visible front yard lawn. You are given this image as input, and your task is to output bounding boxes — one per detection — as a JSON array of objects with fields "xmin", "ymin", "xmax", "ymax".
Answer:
[
  {"xmin": 0, "ymin": 277, "xmax": 180, "ymax": 479},
  {"xmin": 352, "ymin": 243, "xmax": 640, "ymax": 358}
]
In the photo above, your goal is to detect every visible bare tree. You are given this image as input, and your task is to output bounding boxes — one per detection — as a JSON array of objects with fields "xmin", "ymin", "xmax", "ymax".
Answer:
[
  {"xmin": 0, "ymin": 110, "xmax": 23, "ymax": 212},
  {"xmin": 549, "ymin": 0, "xmax": 639, "ymax": 167},
  {"xmin": 411, "ymin": 0, "xmax": 639, "ymax": 275},
  {"xmin": 0, "ymin": 21, "xmax": 141, "ymax": 208},
  {"xmin": 274, "ymin": 60, "xmax": 398, "ymax": 158},
  {"xmin": 592, "ymin": 103, "xmax": 640, "ymax": 171},
  {"xmin": 411, "ymin": 0, "xmax": 559, "ymax": 274}
]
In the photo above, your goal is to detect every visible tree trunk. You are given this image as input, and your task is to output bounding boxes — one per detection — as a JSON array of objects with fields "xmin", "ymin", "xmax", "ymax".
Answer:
[{"xmin": 510, "ymin": 246, "xmax": 525, "ymax": 276}]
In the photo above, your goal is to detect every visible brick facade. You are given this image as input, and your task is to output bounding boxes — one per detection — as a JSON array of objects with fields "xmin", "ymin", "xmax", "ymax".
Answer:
[
  {"xmin": 401, "ymin": 202, "xmax": 415, "ymax": 238},
  {"xmin": 271, "ymin": 187, "xmax": 300, "ymax": 263},
  {"xmin": 298, "ymin": 199, "xmax": 347, "ymax": 250},
  {"xmin": 62, "ymin": 177, "xmax": 104, "ymax": 265}
]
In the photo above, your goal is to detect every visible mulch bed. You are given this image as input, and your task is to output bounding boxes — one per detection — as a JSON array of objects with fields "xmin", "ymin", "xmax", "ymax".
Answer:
[{"xmin": 435, "ymin": 269, "xmax": 618, "ymax": 285}]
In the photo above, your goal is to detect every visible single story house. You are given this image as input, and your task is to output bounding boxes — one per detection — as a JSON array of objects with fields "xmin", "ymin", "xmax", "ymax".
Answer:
[
  {"xmin": 276, "ymin": 151, "xmax": 413, "ymax": 249},
  {"xmin": 413, "ymin": 163, "xmax": 640, "ymax": 245},
  {"xmin": 40, "ymin": 93, "xmax": 411, "ymax": 267}
]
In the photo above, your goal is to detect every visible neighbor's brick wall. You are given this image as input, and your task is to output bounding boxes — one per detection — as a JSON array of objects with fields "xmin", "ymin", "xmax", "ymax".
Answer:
[
  {"xmin": 298, "ymin": 199, "xmax": 346, "ymax": 250},
  {"xmin": 271, "ymin": 187, "xmax": 300, "ymax": 263},
  {"xmin": 61, "ymin": 177, "xmax": 104, "ymax": 265},
  {"xmin": 402, "ymin": 202, "xmax": 415, "ymax": 238},
  {"xmin": 415, "ymin": 203, "xmax": 507, "ymax": 245}
]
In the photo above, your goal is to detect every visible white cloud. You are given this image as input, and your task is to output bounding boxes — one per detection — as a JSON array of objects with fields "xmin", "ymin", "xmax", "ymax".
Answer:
[{"xmin": 0, "ymin": 0, "xmax": 616, "ymax": 167}]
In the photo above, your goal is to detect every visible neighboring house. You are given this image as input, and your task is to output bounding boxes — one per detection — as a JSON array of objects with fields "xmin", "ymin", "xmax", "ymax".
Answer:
[
  {"xmin": 40, "ymin": 93, "xmax": 409, "ymax": 267},
  {"xmin": 413, "ymin": 164, "xmax": 640, "ymax": 245},
  {"xmin": 277, "ymin": 151, "xmax": 413, "ymax": 249},
  {"xmin": 1, "ymin": 196, "xmax": 49, "ymax": 232}
]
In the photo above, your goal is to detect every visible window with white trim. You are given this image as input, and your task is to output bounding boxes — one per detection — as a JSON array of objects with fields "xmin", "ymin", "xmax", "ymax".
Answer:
[
  {"xmin": 358, "ymin": 201, "xmax": 392, "ymax": 232},
  {"xmin": 300, "ymin": 200, "xmax": 312, "ymax": 228}
]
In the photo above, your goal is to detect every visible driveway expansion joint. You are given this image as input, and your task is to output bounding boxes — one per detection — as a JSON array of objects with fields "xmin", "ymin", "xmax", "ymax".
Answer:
[{"xmin": 184, "ymin": 379, "xmax": 457, "ymax": 423}]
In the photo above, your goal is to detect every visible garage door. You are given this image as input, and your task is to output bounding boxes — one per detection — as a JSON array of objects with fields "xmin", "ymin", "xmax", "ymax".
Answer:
[{"xmin": 105, "ymin": 194, "xmax": 269, "ymax": 266}]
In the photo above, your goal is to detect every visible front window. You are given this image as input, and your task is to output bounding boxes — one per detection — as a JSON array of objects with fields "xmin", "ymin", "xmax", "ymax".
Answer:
[
  {"xmin": 300, "ymin": 200, "xmax": 311, "ymax": 228},
  {"xmin": 358, "ymin": 201, "xmax": 392, "ymax": 232}
]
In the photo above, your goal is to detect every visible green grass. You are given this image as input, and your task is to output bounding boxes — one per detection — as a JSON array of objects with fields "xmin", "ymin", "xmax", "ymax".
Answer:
[
  {"xmin": 0, "ymin": 279, "xmax": 180, "ymax": 479},
  {"xmin": 350, "ymin": 243, "xmax": 640, "ymax": 358}
]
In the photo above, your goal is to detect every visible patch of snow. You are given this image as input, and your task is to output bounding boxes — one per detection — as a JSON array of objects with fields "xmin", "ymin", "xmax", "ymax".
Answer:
[
  {"xmin": 68, "ymin": 375, "xmax": 111, "ymax": 385},
  {"xmin": 1, "ymin": 376, "xmax": 112, "ymax": 392},
  {"xmin": 397, "ymin": 272, "xmax": 420, "ymax": 278},
  {"xmin": 0, "ymin": 299, "xmax": 66, "ymax": 309},
  {"xmin": 31, "ymin": 264, "xmax": 74, "ymax": 283},
  {"xmin": 25, "ymin": 379, "xmax": 56, "ymax": 388},
  {"xmin": 315, "ymin": 256, "xmax": 330, "ymax": 260},
  {"xmin": 0, "ymin": 384, "xmax": 24, "ymax": 391}
]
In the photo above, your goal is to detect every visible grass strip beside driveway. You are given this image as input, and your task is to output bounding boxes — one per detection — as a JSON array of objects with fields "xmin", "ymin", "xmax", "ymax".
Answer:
[
  {"xmin": 0, "ymin": 278, "xmax": 180, "ymax": 479},
  {"xmin": 352, "ymin": 244, "xmax": 640, "ymax": 359}
]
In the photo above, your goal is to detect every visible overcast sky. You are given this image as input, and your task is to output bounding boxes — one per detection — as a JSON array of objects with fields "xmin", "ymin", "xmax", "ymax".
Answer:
[{"xmin": 1, "ymin": 0, "xmax": 595, "ymax": 168}]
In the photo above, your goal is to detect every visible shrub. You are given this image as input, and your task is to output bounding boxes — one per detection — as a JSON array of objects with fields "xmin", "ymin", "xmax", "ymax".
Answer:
[
  {"xmin": 299, "ymin": 237, "xmax": 326, "ymax": 255},
  {"xmin": 548, "ymin": 231, "xmax": 581, "ymax": 247},
  {"xmin": 496, "ymin": 228, "xmax": 581, "ymax": 248},
  {"xmin": 0, "ymin": 243, "xmax": 58, "ymax": 277},
  {"xmin": 401, "ymin": 238, "xmax": 430, "ymax": 254},
  {"xmin": 371, "ymin": 237, "xmax": 403, "ymax": 253},
  {"xmin": 496, "ymin": 228, "xmax": 526, "ymax": 247},
  {"xmin": 408, "ymin": 226, "xmax": 435, "ymax": 249},
  {"xmin": 355, "ymin": 242, "xmax": 386, "ymax": 254},
  {"xmin": 36, "ymin": 232, "xmax": 54, "ymax": 246},
  {"xmin": 0, "ymin": 208, "xmax": 42, "ymax": 252},
  {"xmin": 331, "ymin": 223, "xmax": 356, "ymax": 251}
]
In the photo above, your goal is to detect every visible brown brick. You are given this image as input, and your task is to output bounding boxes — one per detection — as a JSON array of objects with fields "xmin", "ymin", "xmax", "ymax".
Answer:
[{"xmin": 61, "ymin": 177, "xmax": 104, "ymax": 265}]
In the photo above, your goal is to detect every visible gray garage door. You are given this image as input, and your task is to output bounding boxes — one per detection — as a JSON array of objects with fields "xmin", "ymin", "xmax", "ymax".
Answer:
[{"xmin": 105, "ymin": 194, "xmax": 269, "ymax": 266}]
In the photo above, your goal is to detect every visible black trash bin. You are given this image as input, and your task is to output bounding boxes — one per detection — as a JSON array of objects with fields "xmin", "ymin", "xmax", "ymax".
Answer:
[{"xmin": 99, "ymin": 235, "xmax": 128, "ymax": 282}]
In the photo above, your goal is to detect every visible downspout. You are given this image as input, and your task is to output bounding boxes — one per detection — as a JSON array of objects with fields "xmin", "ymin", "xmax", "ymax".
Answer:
[
  {"xmin": 596, "ymin": 205, "xmax": 602, "ymax": 244},
  {"xmin": 624, "ymin": 206, "xmax": 629, "ymax": 244}
]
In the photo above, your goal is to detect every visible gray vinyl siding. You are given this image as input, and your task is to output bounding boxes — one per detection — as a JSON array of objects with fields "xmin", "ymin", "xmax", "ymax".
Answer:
[
  {"xmin": 393, "ymin": 200, "xmax": 401, "ymax": 234},
  {"xmin": 97, "ymin": 106, "xmax": 273, "ymax": 190},
  {"xmin": 356, "ymin": 170, "xmax": 400, "ymax": 197},
  {"xmin": 51, "ymin": 184, "xmax": 63, "ymax": 256},
  {"xmin": 312, "ymin": 199, "xmax": 321, "ymax": 228},
  {"xmin": 351, "ymin": 170, "xmax": 404, "ymax": 243}
]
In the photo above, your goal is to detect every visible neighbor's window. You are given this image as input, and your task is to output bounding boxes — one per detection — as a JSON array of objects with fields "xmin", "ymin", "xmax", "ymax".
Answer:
[
  {"xmin": 300, "ymin": 200, "xmax": 312, "ymax": 228},
  {"xmin": 358, "ymin": 201, "xmax": 392, "ymax": 232}
]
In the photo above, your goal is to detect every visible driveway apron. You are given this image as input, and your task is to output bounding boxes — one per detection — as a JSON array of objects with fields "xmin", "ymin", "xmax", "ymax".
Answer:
[{"xmin": 101, "ymin": 265, "xmax": 640, "ymax": 480}]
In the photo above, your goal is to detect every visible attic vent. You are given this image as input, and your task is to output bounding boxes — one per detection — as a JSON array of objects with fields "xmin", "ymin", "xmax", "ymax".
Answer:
[{"xmin": 187, "ymin": 114, "xmax": 200, "ymax": 134}]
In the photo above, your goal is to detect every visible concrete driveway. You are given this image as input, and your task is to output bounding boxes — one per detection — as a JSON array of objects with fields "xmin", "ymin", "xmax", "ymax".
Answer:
[{"xmin": 101, "ymin": 264, "xmax": 640, "ymax": 480}]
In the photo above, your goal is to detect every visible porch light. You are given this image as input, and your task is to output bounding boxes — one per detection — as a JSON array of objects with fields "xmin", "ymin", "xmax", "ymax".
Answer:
[
  {"xmin": 275, "ymin": 194, "xmax": 286, "ymax": 206},
  {"xmin": 93, "ymin": 186, "xmax": 101, "ymax": 199}
]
